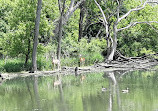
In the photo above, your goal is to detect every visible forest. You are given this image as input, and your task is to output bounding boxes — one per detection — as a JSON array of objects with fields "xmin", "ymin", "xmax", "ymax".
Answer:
[{"xmin": 0, "ymin": 0, "xmax": 158, "ymax": 72}]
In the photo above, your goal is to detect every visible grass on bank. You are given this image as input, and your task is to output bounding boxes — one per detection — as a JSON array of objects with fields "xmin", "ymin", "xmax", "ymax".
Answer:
[
  {"xmin": 0, "ymin": 38, "xmax": 106, "ymax": 73},
  {"xmin": 0, "ymin": 52, "xmax": 104, "ymax": 73}
]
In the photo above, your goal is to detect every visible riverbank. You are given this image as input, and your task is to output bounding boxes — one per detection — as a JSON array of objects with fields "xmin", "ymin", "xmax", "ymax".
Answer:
[{"xmin": 1, "ymin": 59, "xmax": 158, "ymax": 81}]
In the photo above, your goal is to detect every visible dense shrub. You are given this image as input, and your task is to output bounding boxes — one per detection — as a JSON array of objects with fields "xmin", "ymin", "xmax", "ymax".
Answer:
[{"xmin": 3, "ymin": 59, "xmax": 24, "ymax": 72}]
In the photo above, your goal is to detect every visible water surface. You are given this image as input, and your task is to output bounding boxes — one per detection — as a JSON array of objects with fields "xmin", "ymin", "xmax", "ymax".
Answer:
[{"xmin": 0, "ymin": 69, "xmax": 158, "ymax": 111}]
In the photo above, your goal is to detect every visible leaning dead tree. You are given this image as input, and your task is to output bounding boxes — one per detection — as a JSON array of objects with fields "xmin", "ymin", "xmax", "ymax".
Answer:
[{"xmin": 94, "ymin": 0, "xmax": 158, "ymax": 61}]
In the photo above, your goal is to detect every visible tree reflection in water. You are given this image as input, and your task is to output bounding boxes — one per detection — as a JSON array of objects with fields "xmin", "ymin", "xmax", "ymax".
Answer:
[
  {"xmin": 103, "ymin": 70, "xmax": 130, "ymax": 111},
  {"xmin": 1, "ymin": 69, "xmax": 158, "ymax": 111}
]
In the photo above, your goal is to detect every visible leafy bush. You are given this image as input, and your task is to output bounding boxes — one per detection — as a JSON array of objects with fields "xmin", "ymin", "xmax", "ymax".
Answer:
[
  {"xmin": 60, "ymin": 38, "xmax": 105, "ymax": 66},
  {"xmin": 37, "ymin": 54, "xmax": 52, "ymax": 71},
  {"xmin": 0, "ymin": 37, "xmax": 106, "ymax": 72},
  {"xmin": 3, "ymin": 59, "xmax": 24, "ymax": 72},
  {"xmin": 0, "ymin": 59, "xmax": 5, "ymax": 72}
]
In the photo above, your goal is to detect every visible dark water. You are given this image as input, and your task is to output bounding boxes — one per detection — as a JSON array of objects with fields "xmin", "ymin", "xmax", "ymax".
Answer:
[{"xmin": 0, "ymin": 69, "xmax": 158, "ymax": 111}]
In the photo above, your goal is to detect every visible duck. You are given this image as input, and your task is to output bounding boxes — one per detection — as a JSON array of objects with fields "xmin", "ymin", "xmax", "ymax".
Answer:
[
  {"xmin": 101, "ymin": 86, "xmax": 107, "ymax": 92},
  {"xmin": 122, "ymin": 87, "xmax": 129, "ymax": 93}
]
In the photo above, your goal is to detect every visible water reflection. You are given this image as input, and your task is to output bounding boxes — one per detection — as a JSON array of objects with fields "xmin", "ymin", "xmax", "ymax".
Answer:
[
  {"xmin": 34, "ymin": 75, "xmax": 41, "ymax": 110},
  {"xmin": 103, "ymin": 71, "xmax": 121, "ymax": 111},
  {"xmin": 0, "ymin": 69, "xmax": 158, "ymax": 111}
]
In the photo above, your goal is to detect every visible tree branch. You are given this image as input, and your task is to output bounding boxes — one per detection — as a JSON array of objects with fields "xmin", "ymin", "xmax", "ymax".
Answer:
[
  {"xmin": 116, "ymin": 2, "xmax": 119, "ymax": 23},
  {"xmin": 117, "ymin": 1, "xmax": 158, "ymax": 23},
  {"xmin": 69, "ymin": 0, "xmax": 75, "ymax": 11},
  {"xmin": 94, "ymin": 0, "xmax": 110, "ymax": 39},
  {"xmin": 94, "ymin": 0, "xmax": 108, "ymax": 25},
  {"xmin": 70, "ymin": 0, "xmax": 85, "ymax": 13},
  {"xmin": 64, "ymin": 0, "xmax": 85, "ymax": 23},
  {"xmin": 116, "ymin": 0, "xmax": 122, "ymax": 20},
  {"xmin": 58, "ymin": 0, "xmax": 62, "ymax": 13},
  {"xmin": 117, "ymin": 21, "xmax": 158, "ymax": 32}
]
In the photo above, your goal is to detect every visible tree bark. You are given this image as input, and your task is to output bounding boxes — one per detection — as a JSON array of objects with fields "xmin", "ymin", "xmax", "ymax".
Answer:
[
  {"xmin": 107, "ymin": 24, "xmax": 117, "ymax": 61},
  {"xmin": 57, "ymin": 17, "xmax": 63, "ymax": 60},
  {"xmin": 78, "ymin": 1, "xmax": 85, "ymax": 42},
  {"xmin": 31, "ymin": 0, "xmax": 42, "ymax": 72},
  {"xmin": 24, "ymin": 38, "xmax": 31, "ymax": 68},
  {"xmin": 57, "ymin": 0, "xmax": 66, "ymax": 60},
  {"xmin": 106, "ymin": 24, "xmax": 112, "ymax": 59}
]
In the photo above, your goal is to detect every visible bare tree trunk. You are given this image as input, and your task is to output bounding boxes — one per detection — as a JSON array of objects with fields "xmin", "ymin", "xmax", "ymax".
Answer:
[
  {"xmin": 106, "ymin": 40, "xmax": 111, "ymax": 59},
  {"xmin": 106, "ymin": 24, "xmax": 112, "ymax": 59},
  {"xmin": 107, "ymin": 24, "xmax": 117, "ymax": 61},
  {"xmin": 57, "ymin": 0, "xmax": 66, "ymax": 60},
  {"xmin": 94, "ymin": 0, "xmax": 112, "ymax": 60},
  {"xmin": 57, "ymin": 17, "xmax": 63, "ymax": 60},
  {"xmin": 31, "ymin": 0, "xmax": 42, "ymax": 72},
  {"xmin": 24, "ymin": 38, "xmax": 31, "ymax": 68},
  {"xmin": 78, "ymin": 1, "xmax": 85, "ymax": 42}
]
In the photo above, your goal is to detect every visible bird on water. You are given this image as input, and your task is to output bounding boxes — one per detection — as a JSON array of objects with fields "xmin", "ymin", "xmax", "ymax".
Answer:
[
  {"xmin": 122, "ymin": 87, "xmax": 129, "ymax": 93},
  {"xmin": 102, "ymin": 86, "xmax": 107, "ymax": 92}
]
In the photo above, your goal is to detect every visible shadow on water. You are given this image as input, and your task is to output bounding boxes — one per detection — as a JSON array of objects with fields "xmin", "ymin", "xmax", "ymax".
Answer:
[{"xmin": 0, "ymin": 68, "xmax": 158, "ymax": 111}]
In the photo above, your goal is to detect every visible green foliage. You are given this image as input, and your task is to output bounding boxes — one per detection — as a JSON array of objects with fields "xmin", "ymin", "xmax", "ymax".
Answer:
[
  {"xmin": 37, "ymin": 55, "xmax": 51, "ymax": 71},
  {"xmin": 61, "ymin": 38, "xmax": 105, "ymax": 66},
  {"xmin": 118, "ymin": 1, "xmax": 158, "ymax": 57},
  {"xmin": 0, "ymin": 0, "xmax": 56, "ymax": 58},
  {"xmin": 0, "ymin": 59, "xmax": 5, "ymax": 72},
  {"xmin": 0, "ymin": 0, "xmax": 35, "ymax": 57},
  {"xmin": 36, "ymin": 43, "xmax": 57, "ymax": 70},
  {"xmin": 61, "ymin": 57, "xmax": 78, "ymax": 67},
  {"xmin": 3, "ymin": 59, "xmax": 24, "ymax": 72},
  {"xmin": 34, "ymin": 38, "xmax": 105, "ymax": 69},
  {"xmin": 77, "ymin": 38, "xmax": 105, "ymax": 65},
  {"xmin": 0, "ymin": 0, "xmax": 158, "ymax": 72}
]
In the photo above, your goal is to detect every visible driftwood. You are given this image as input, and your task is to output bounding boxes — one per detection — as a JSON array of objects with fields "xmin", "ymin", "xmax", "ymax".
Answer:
[{"xmin": 99, "ymin": 50, "xmax": 158, "ymax": 70}]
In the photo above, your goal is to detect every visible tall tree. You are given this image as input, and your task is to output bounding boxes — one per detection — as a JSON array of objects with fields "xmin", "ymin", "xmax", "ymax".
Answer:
[
  {"xmin": 31, "ymin": 0, "xmax": 42, "ymax": 72},
  {"xmin": 57, "ymin": 0, "xmax": 66, "ymax": 60},
  {"xmin": 78, "ymin": 1, "xmax": 85, "ymax": 41},
  {"xmin": 56, "ymin": 0, "xmax": 85, "ymax": 60},
  {"xmin": 94, "ymin": 0, "xmax": 158, "ymax": 61}
]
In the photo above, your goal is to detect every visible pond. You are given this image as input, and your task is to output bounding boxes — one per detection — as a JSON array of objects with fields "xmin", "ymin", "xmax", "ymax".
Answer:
[{"xmin": 0, "ymin": 69, "xmax": 158, "ymax": 111}]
